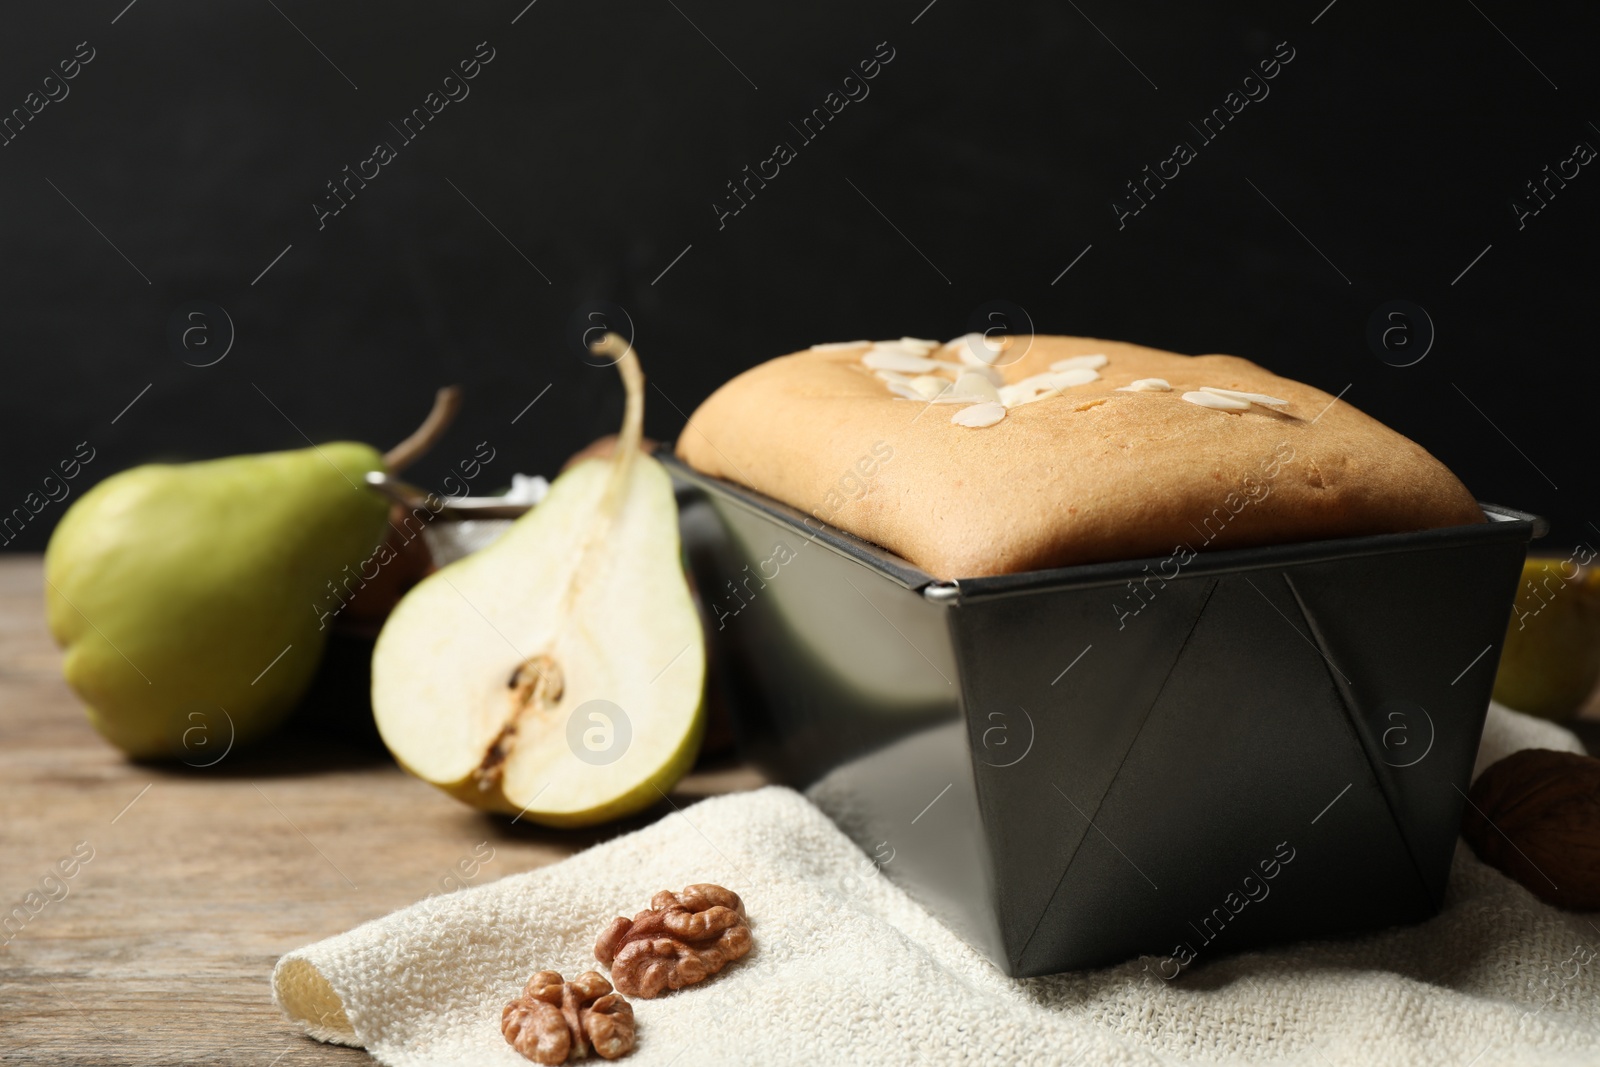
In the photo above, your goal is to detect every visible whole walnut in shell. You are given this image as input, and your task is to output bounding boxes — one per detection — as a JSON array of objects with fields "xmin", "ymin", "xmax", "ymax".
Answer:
[
  {"xmin": 1462, "ymin": 748, "xmax": 1600, "ymax": 911},
  {"xmin": 502, "ymin": 970, "xmax": 635, "ymax": 1064},
  {"xmin": 594, "ymin": 883, "xmax": 752, "ymax": 998}
]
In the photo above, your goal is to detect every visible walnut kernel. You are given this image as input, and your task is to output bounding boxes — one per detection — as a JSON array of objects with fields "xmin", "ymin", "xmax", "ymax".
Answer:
[
  {"xmin": 594, "ymin": 883, "xmax": 753, "ymax": 998},
  {"xmin": 502, "ymin": 969, "xmax": 635, "ymax": 1064}
]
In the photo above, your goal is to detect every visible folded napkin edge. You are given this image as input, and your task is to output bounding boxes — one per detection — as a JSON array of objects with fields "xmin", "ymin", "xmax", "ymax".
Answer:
[{"xmin": 273, "ymin": 952, "xmax": 363, "ymax": 1048}]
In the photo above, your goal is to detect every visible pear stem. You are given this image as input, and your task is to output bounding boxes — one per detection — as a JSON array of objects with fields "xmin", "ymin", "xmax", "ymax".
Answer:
[
  {"xmin": 588, "ymin": 332, "xmax": 644, "ymax": 520},
  {"xmin": 383, "ymin": 386, "xmax": 464, "ymax": 473}
]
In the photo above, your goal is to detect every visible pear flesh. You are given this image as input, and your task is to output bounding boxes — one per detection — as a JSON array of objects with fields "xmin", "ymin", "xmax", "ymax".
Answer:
[
  {"xmin": 371, "ymin": 349, "xmax": 705, "ymax": 826},
  {"xmin": 45, "ymin": 443, "xmax": 390, "ymax": 758}
]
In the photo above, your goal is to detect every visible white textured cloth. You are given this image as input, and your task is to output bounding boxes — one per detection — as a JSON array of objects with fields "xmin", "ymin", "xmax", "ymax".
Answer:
[{"xmin": 273, "ymin": 704, "xmax": 1597, "ymax": 1066}]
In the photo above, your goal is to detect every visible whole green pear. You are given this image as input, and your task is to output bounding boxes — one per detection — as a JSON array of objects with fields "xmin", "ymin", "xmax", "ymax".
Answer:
[
  {"xmin": 1492, "ymin": 556, "xmax": 1600, "ymax": 721},
  {"xmin": 44, "ymin": 443, "xmax": 390, "ymax": 758}
]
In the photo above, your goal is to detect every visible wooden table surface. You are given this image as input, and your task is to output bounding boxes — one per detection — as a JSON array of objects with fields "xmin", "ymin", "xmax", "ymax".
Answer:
[{"xmin": 0, "ymin": 555, "xmax": 766, "ymax": 1066}]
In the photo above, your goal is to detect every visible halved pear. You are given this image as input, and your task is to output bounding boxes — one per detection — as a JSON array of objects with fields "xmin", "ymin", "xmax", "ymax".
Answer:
[{"xmin": 371, "ymin": 337, "xmax": 706, "ymax": 826}]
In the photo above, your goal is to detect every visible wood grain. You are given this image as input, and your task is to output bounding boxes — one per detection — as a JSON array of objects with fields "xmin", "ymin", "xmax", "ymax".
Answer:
[{"xmin": 0, "ymin": 555, "xmax": 765, "ymax": 1065}]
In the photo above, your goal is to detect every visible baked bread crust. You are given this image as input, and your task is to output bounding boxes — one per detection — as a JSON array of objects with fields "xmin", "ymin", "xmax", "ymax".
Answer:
[{"xmin": 675, "ymin": 336, "xmax": 1483, "ymax": 579}]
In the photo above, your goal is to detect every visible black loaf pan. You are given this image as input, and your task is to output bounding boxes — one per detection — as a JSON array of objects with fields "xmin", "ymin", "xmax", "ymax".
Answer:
[{"xmin": 662, "ymin": 452, "xmax": 1543, "ymax": 977}]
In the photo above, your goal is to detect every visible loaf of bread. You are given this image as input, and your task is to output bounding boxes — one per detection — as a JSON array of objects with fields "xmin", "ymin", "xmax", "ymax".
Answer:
[{"xmin": 674, "ymin": 335, "xmax": 1482, "ymax": 579}]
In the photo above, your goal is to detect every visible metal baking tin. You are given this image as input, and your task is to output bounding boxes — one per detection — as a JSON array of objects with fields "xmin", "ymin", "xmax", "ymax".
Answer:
[{"xmin": 662, "ymin": 453, "xmax": 1543, "ymax": 977}]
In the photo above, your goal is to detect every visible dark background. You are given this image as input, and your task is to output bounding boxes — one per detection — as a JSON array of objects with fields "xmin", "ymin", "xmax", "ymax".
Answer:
[{"xmin": 1, "ymin": 0, "xmax": 1593, "ymax": 551}]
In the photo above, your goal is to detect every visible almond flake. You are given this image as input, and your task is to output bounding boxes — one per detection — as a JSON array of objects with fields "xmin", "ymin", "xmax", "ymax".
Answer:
[
  {"xmin": 885, "ymin": 381, "xmax": 924, "ymax": 400},
  {"xmin": 1116, "ymin": 378, "xmax": 1172, "ymax": 392},
  {"xmin": 952, "ymin": 371, "xmax": 1002, "ymax": 404},
  {"xmin": 863, "ymin": 350, "xmax": 946, "ymax": 373},
  {"xmin": 910, "ymin": 374, "xmax": 951, "ymax": 400},
  {"xmin": 1048, "ymin": 367, "xmax": 1100, "ymax": 388},
  {"xmin": 1010, "ymin": 368, "xmax": 1099, "ymax": 395},
  {"xmin": 1199, "ymin": 386, "xmax": 1289, "ymax": 408},
  {"xmin": 899, "ymin": 336, "xmax": 939, "ymax": 353},
  {"xmin": 951, "ymin": 402, "xmax": 1006, "ymax": 427},
  {"xmin": 874, "ymin": 369, "xmax": 913, "ymax": 384},
  {"xmin": 1183, "ymin": 390, "xmax": 1250, "ymax": 412},
  {"xmin": 1050, "ymin": 354, "xmax": 1108, "ymax": 372},
  {"xmin": 998, "ymin": 383, "xmax": 1042, "ymax": 407},
  {"xmin": 944, "ymin": 332, "xmax": 1006, "ymax": 367}
]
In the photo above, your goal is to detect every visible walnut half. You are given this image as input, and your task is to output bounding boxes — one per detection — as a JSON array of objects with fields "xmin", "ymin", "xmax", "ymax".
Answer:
[
  {"xmin": 593, "ymin": 884, "xmax": 753, "ymax": 999},
  {"xmin": 502, "ymin": 969, "xmax": 635, "ymax": 1064}
]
